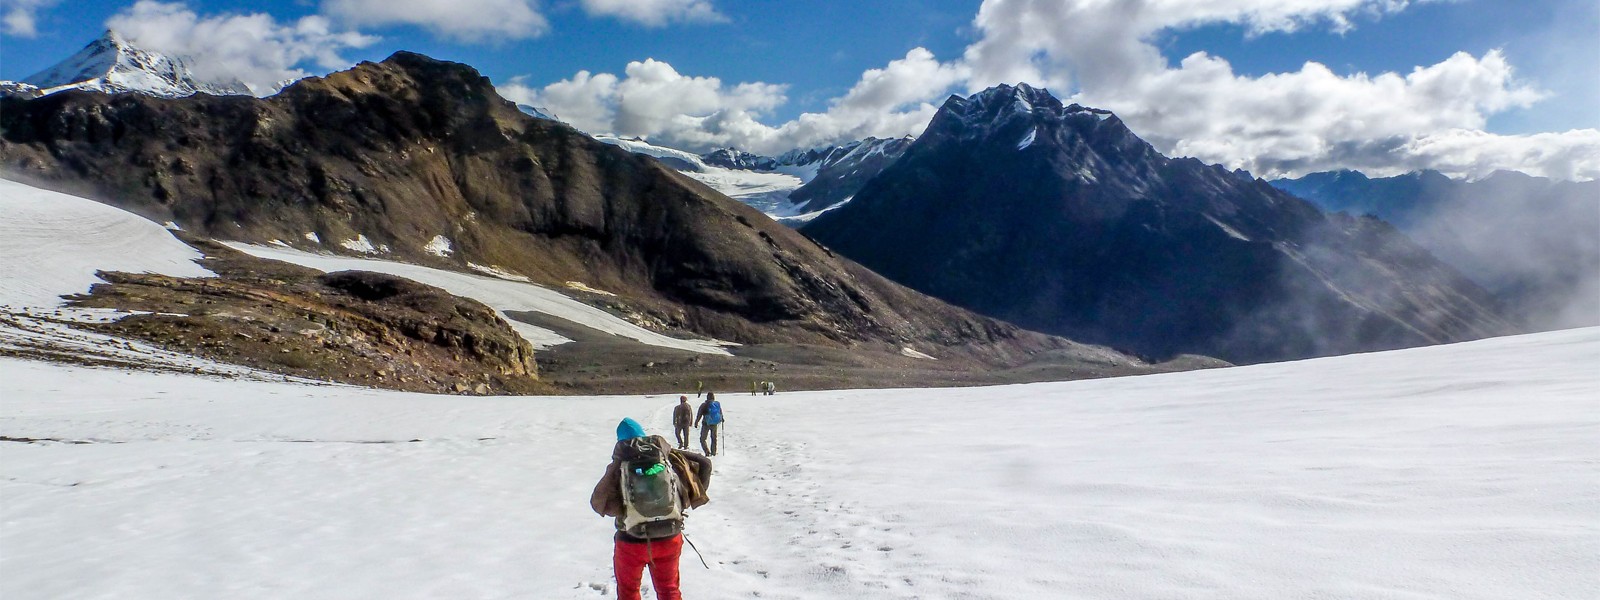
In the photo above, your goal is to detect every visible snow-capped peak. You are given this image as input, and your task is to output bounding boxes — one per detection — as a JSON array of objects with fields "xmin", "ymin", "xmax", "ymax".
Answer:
[
  {"xmin": 703, "ymin": 147, "xmax": 777, "ymax": 170},
  {"xmin": 10, "ymin": 30, "xmax": 252, "ymax": 98},
  {"xmin": 516, "ymin": 104, "xmax": 562, "ymax": 122}
]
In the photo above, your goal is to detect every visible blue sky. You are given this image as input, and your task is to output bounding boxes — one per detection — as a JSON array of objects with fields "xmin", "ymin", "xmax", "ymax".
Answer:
[{"xmin": 2, "ymin": 0, "xmax": 1596, "ymax": 179}]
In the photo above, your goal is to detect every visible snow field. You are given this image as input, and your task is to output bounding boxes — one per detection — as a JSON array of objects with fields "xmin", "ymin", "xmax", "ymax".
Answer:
[
  {"xmin": 2, "ymin": 328, "xmax": 1596, "ymax": 599},
  {"xmin": 226, "ymin": 243, "xmax": 733, "ymax": 355},
  {"xmin": 0, "ymin": 179, "xmax": 213, "ymax": 308}
]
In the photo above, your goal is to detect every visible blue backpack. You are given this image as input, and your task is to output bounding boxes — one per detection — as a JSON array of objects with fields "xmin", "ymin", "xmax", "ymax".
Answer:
[{"xmin": 705, "ymin": 401, "xmax": 723, "ymax": 425}]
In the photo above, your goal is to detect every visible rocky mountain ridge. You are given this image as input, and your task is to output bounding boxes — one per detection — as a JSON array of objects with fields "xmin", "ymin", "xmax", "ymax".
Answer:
[
  {"xmin": 804, "ymin": 83, "xmax": 1513, "ymax": 363},
  {"xmin": 0, "ymin": 52, "xmax": 1131, "ymax": 372}
]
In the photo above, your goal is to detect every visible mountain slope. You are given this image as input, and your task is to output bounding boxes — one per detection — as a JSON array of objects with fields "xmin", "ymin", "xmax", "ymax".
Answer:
[
  {"xmin": 8, "ymin": 30, "xmax": 251, "ymax": 98},
  {"xmin": 804, "ymin": 83, "xmax": 1511, "ymax": 363},
  {"xmin": 1274, "ymin": 170, "xmax": 1600, "ymax": 330},
  {"xmin": 0, "ymin": 53, "xmax": 1121, "ymax": 368}
]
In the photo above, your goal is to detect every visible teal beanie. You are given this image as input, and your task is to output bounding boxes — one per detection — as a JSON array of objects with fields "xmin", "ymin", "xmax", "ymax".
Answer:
[{"xmin": 616, "ymin": 418, "xmax": 646, "ymax": 441}]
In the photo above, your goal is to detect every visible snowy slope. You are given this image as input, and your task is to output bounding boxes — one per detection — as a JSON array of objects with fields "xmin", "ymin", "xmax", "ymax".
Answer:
[
  {"xmin": 11, "ymin": 30, "xmax": 251, "ymax": 97},
  {"xmin": 0, "ymin": 179, "xmax": 309, "ymax": 378},
  {"xmin": 226, "ymin": 244, "xmax": 733, "ymax": 355},
  {"xmin": 595, "ymin": 135, "xmax": 811, "ymax": 215},
  {"xmin": 3, "ymin": 328, "xmax": 1595, "ymax": 599},
  {"xmin": 0, "ymin": 179, "xmax": 214, "ymax": 308}
]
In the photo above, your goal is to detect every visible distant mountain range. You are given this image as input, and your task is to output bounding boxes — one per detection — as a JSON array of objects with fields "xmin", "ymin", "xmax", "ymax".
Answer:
[
  {"xmin": 1274, "ymin": 169, "xmax": 1599, "ymax": 330},
  {"xmin": 2, "ymin": 34, "xmax": 1579, "ymax": 369},
  {"xmin": 597, "ymin": 136, "xmax": 912, "ymax": 222},
  {"xmin": 802, "ymin": 83, "xmax": 1512, "ymax": 363},
  {"xmin": 699, "ymin": 136, "xmax": 913, "ymax": 217},
  {"xmin": 0, "ymin": 52, "xmax": 1125, "ymax": 369},
  {"xmin": 1, "ymin": 30, "xmax": 252, "ymax": 98}
]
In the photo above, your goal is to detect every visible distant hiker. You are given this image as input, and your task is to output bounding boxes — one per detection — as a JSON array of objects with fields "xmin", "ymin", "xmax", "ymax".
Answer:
[
  {"xmin": 591, "ymin": 418, "xmax": 712, "ymax": 600},
  {"xmin": 695, "ymin": 380, "xmax": 704, "ymax": 398},
  {"xmin": 694, "ymin": 392, "xmax": 724, "ymax": 456},
  {"xmin": 763, "ymin": 381, "xmax": 776, "ymax": 396},
  {"xmin": 672, "ymin": 396, "xmax": 693, "ymax": 450}
]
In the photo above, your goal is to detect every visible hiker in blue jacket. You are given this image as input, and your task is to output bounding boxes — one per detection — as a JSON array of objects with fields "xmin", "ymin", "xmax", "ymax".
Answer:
[{"xmin": 693, "ymin": 392, "xmax": 724, "ymax": 456}]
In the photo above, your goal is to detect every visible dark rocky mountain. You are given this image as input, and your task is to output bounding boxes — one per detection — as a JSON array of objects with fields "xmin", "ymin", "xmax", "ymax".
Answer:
[
  {"xmin": 803, "ymin": 83, "xmax": 1513, "ymax": 364},
  {"xmin": 1274, "ymin": 170, "xmax": 1599, "ymax": 330},
  {"xmin": 0, "ymin": 53, "xmax": 1128, "ymax": 369}
]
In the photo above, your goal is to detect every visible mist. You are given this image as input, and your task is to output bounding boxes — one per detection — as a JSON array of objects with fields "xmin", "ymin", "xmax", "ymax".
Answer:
[{"xmin": 1276, "ymin": 171, "xmax": 1600, "ymax": 332}]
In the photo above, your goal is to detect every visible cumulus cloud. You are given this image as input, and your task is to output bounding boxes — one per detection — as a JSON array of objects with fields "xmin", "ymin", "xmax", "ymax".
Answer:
[
  {"xmin": 579, "ymin": 0, "xmax": 725, "ymax": 27},
  {"xmin": 1391, "ymin": 128, "xmax": 1600, "ymax": 181},
  {"xmin": 3, "ymin": 0, "xmax": 57, "ymax": 37},
  {"xmin": 505, "ymin": 48, "xmax": 965, "ymax": 154},
  {"xmin": 958, "ymin": 0, "xmax": 1596, "ymax": 180},
  {"xmin": 107, "ymin": 1, "xmax": 376, "ymax": 96},
  {"xmin": 510, "ymin": 0, "xmax": 1594, "ymax": 180},
  {"xmin": 320, "ymin": 0, "xmax": 548, "ymax": 41},
  {"xmin": 498, "ymin": 71, "xmax": 618, "ymax": 131}
]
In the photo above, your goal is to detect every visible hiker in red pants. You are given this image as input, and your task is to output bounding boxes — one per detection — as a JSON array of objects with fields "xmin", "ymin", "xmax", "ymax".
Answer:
[
  {"xmin": 591, "ymin": 418, "xmax": 712, "ymax": 600},
  {"xmin": 613, "ymin": 533, "xmax": 684, "ymax": 600}
]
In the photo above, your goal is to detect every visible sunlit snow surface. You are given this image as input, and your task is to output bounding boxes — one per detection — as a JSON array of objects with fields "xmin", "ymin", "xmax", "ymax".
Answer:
[
  {"xmin": 0, "ymin": 179, "xmax": 213, "ymax": 308},
  {"xmin": 3, "ymin": 328, "xmax": 1596, "ymax": 599}
]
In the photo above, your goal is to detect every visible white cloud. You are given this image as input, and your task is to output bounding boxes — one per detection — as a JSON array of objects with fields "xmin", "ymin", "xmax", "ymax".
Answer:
[
  {"xmin": 579, "ymin": 0, "xmax": 725, "ymax": 27},
  {"xmin": 498, "ymin": 71, "xmax": 619, "ymax": 132},
  {"xmin": 514, "ymin": 0, "xmax": 1595, "ymax": 179},
  {"xmin": 107, "ymin": 1, "xmax": 377, "ymax": 95},
  {"xmin": 3, "ymin": 0, "xmax": 57, "ymax": 37},
  {"xmin": 505, "ymin": 48, "xmax": 964, "ymax": 154},
  {"xmin": 320, "ymin": 0, "xmax": 548, "ymax": 41},
  {"xmin": 502, "ymin": 57, "xmax": 789, "ymax": 152},
  {"xmin": 1391, "ymin": 128, "xmax": 1600, "ymax": 181},
  {"xmin": 956, "ymin": 0, "xmax": 1597, "ymax": 180}
]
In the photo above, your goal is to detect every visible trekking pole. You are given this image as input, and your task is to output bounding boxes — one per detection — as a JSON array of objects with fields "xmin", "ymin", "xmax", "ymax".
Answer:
[{"xmin": 683, "ymin": 534, "xmax": 712, "ymax": 569}]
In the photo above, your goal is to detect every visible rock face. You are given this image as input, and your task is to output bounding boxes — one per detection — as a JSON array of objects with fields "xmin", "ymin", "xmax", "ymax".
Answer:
[
  {"xmin": 8, "ymin": 30, "xmax": 252, "ymax": 97},
  {"xmin": 1274, "ymin": 170, "xmax": 1600, "ymax": 331},
  {"xmin": 72, "ymin": 241, "xmax": 540, "ymax": 394},
  {"xmin": 0, "ymin": 53, "xmax": 1100, "ymax": 365},
  {"xmin": 804, "ymin": 83, "xmax": 1513, "ymax": 363}
]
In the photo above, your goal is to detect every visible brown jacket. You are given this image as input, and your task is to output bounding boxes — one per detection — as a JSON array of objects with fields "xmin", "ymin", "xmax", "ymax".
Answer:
[
  {"xmin": 673, "ymin": 404, "xmax": 693, "ymax": 429},
  {"xmin": 590, "ymin": 435, "xmax": 713, "ymax": 520}
]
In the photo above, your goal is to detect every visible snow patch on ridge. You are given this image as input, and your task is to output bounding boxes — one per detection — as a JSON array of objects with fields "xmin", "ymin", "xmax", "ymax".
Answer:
[
  {"xmin": 229, "ymin": 244, "xmax": 734, "ymax": 355},
  {"xmin": 423, "ymin": 235, "xmax": 452, "ymax": 257},
  {"xmin": 1206, "ymin": 215, "xmax": 1252, "ymax": 242},
  {"xmin": 339, "ymin": 235, "xmax": 383, "ymax": 254}
]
